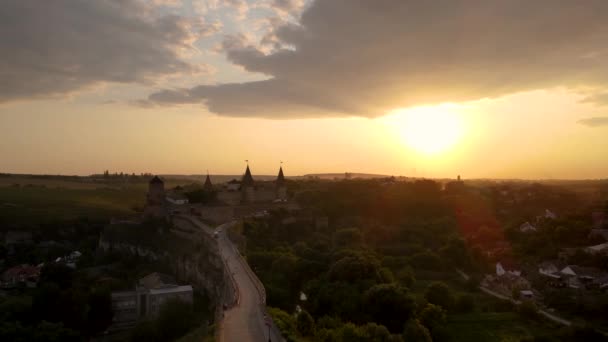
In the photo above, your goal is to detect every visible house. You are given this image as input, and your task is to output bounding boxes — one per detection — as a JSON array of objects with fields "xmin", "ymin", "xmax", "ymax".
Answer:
[
  {"xmin": 110, "ymin": 272, "xmax": 193, "ymax": 329},
  {"xmin": 585, "ymin": 242, "xmax": 608, "ymax": 255},
  {"xmin": 166, "ymin": 192, "xmax": 189, "ymax": 205},
  {"xmin": 520, "ymin": 290, "xmax": 534, "ymax": 300},
  {"xmin": 519, "ymin": 222, "xmax": 537, "ymax": 233},
  {"xmin": 560, "ymin": 265, "xmax": 601, "ymax": 289},
  {"xmin": 1, "ymin": 264, "xmax": 40, "ymax": 288},
  {"xmin": 588, "ymin": 229, "xmax": 608, "ymax": 242},
  {"xmin": 539, "ymin": 262, "xmax": 560, "ymax": 278},
  {"xmin": 496, "ymin": 262, "xmax": 521, "ymax": 277},
  {"xmin": 226, "ymin": 179, "xmax": 240, "ymax": 191},
  {"xmin": 545, "ymin": 209, "xmax": 557, "ymax": 220}
]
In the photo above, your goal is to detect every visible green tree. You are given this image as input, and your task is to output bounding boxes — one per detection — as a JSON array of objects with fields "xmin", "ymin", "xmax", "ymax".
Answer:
[
  {"xmin": 395, "ymin": 268, "xmax": 415, "ymax": 288},
  {"xmin": 85, "ymin": 288, "xmax": 113, "ymax": 336},
  {"xmin": 130, "ymin": 320, "xmax": 158, "ymax": 342},
  {"xmin": 403, "ymin": 319, "xmax": 432, "ymax": 342},
  {"xmin": 419, "ymin": 304, "xmax": 446, "ymax": 331},
  {"xmin": 296, "ymin": 310, "xmax": 315, "ymax": 336},
  {"xmin": 155, "ymin": 299, "xmax": 196, "ymax": 341},
  {"xmin": 364, "ymin": 283, "xmax": 416, "ymax": 333},
  {"xmin": 454, "ymin": 294, "xmax": 475, "ymax": 313},
  {"xmin": 424, "ymin": 282, "xmax": 454, "ymax": 311}
]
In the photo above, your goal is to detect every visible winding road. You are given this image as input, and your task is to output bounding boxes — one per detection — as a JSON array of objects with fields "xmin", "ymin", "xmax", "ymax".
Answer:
[{"xmin": 186, "ymin": 217, "xmax": 282, "ymax": 342}]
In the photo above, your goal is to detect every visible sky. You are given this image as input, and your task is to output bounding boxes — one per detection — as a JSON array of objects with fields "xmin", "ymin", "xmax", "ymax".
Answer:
[{"xmin": 1, "ymin": 0, "xmax": 608, "ymax": 179}]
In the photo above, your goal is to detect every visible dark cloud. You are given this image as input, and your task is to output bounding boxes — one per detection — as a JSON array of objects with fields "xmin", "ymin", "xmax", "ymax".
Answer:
[
  {"xmin": 578, "ymin": 117, "xmax": 608, "ymax": 127},
  {"xmin": 0, "ymin": 0, "xmax": 211, "ymax": 102},
  {"xmin": 145, "ymin": 0, "xmax": 608, "ymax": 118}
]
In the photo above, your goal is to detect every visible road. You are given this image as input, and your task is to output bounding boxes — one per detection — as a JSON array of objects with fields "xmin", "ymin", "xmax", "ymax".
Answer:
[{"xmin": 188, "ymin": 219, "xmax": 281, "ymax": 342}]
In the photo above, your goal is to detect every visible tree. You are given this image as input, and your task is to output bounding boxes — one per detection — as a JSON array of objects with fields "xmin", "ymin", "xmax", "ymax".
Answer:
[
  {"xmin": 296, "ymin": 310, "xmax": 315, "ymax": 336},
  {"xmin": 518, "ymin": 300, "xmax": 539, "ymax": 320},
  {"xmin": 395, "ymin": 268, "xmax": 415, "ymax": 288},
  {"xmin": 419, "ymin": 304, "xmax": 446, "ymax": 331},
  {"xmin": 155, "ymin": 299, "xmax": 196, "ymax": 341},
  {"xmin": 328, "ymin": 254, "xmax": 383, "ymax": 283},
  {"xmin": 454, "ymin": 294, "xmax": 475, "ymax": 313},
  {"xmin": 268, "ymin": 307, "xmax": 298, "ymax": 342},
  {"xmin": 363, "ymin": 284, "xmax": 416, "ymax": 333},
  {"xmin": 85, "ymin": 288, "xmax": 113, "ymax": 336},
  {"xmin": 424, "ymin": 282, "xmax": 454, "ymax": 311},
  {"xmin": 403, "ymin": 319, "xmax": 432, "ymax": 342},
  {"xmin": 130, "ymin": 320, "xmax": 158, "ymax": 342}
]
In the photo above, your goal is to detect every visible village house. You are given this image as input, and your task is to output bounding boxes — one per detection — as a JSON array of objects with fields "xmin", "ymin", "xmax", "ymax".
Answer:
[
  {"xmin": 166, "ymin": 192, "xmax": 189, "ymax": 205},
  {"xmin": 588, "ymin": 229, "xmax": 608, "ymax": 242},
  {"xmin": 1, "ymin": 264, "xmax": 41, "ymax": 288},
  {"xmin": 519, "ymin": 221, "xmax": 537, "ymax": 233},
  {"xmin": 585, "ymin": 242, "xmax": 608, "ymax": 255}
]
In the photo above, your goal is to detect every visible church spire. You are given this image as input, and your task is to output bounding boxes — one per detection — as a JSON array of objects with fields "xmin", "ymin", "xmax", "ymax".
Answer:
[
  {"xmin": 276, "ymin": 166, "xmax": 285, "ymax": 184},
  {"xmin": 242, "ymin": 163, "xmax": 254, "ymax": 186},
  {"xmin": 203, "ymin": 171, "xmax": 213, "ymax": 191}
]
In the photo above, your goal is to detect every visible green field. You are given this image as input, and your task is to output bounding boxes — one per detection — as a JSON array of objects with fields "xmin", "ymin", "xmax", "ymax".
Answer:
[
  {"xmin": 0, "ymin": 175, "xmax": 196, "ymax": 224},
  {"xmin": 0, "ymin": 185, "xmax": 145, "ymax": 224}
]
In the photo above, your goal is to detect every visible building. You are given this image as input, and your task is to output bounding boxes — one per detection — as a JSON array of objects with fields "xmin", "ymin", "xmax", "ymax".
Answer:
[
  {"xmin": 241, "ymin": 165, "xmax": 255, "ymax": 203},
  {"xmin": 143, "ymin": 176, "xmax": 167, "ymax": 219},
  {"xmin": 585, "ymin": 242, "xmax": 608, "ymax": 255},
  {"xmin": 275, "ymin": 166, "xmax": 287, "ymax": 200},
  {"xmin": 203, "ymin": 173, "xmax": 213, "ymax": 191},
  {"xmin": 111, "ymin": 272, "xmax": 193, "ymax": 329},
  {"xmin": 166, "ymin": 192, "xmax": 189, "ymax": 205},
  {"xmin": 589, "ymin": 229, "xmax": 608, "ymax": 242},
  {"xmin": 519, "ymin": 221, "xmax": 537, "ymax": 233},
  {"xmin": 1, "ymin": 264, "xmax": 40, "ymax": 288}
]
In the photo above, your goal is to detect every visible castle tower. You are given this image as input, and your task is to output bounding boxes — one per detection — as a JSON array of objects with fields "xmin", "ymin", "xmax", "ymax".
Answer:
[
  {"xmin": 144, "ymin": 176, "xmax": 167, "ymax": 219},
  {"xmin": 241, "ymin": 164, "xmax": 255, "ymax": 203},
  {"xmin": 276, "ymin": 166, "xmax": 287, "ymax": 200},
  {"xmin": 203, "ymin": 173, "xmax": 213, "ymax": 191}
]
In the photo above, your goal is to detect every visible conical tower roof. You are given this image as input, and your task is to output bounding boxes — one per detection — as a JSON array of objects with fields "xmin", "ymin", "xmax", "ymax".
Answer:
[
  {"xmin": 150, "ymin": 175, "xmax": 163, "ymax": 184},
  {"xmin": 242, "ymin": 165, "xmax": 254, "ymax": 186},
  {"xmin": 276, "ymin": 166, "xmax": 285, "ymax": 184},
  {"xmin": 203, "ymin": 173, "xmax": 213, "ymax": 190}
]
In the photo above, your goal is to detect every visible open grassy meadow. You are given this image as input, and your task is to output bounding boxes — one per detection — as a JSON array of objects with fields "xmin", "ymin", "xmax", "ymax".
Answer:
[{"xmin": 0, "ymin": 175, "xmax": 193, "ymax": 224}]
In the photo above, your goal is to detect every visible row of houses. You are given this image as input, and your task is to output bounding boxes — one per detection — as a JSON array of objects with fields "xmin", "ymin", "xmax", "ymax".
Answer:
[
  {"xmin": 538, "ymin": 262, "xmax": 608, "ymax": 290},
  {"xmin": 1, "ymin": 250, "xmax": 82, "ymax": 289}
]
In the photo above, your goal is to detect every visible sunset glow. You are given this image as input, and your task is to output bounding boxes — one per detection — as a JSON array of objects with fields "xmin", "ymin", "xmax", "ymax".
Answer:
[{"xmin": 387, "ymin": 106, "xmax": 465, "ymax": 155}]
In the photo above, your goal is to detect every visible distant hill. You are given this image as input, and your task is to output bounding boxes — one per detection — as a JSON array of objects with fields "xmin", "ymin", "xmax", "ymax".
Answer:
[
  {"xmin": 162, "ymin": 172, "xmax": 392, "ymax": 183},
  {"xmin": 297, "ymin": 173, "xmax": 391, "ymax": 180}
]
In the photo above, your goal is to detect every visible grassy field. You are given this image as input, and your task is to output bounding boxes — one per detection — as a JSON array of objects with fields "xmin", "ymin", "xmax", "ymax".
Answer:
[
  {"xmin": 407, "ymin": 269, "xmax": 561, "ymax": 342},
  {"xmin": 0, "ymin": 185, "xmax": 144, "ymax": 224},
  {"xmin": 0, "ymin": 175, "xmax": 197, "ymax": 225},
  {"xmin": 445, "ymin": 312, "xmax": 557, "ymax": 341}
]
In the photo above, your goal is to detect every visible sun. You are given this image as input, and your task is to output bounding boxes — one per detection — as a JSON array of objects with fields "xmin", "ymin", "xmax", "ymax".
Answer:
[{"xmin": 387, "ymin": 105, "xmax": 465, "ymax": 155}]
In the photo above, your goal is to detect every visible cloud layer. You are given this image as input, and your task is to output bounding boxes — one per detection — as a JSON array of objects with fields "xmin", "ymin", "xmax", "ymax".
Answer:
[
  {"xmin": 578, "ymin": 117, "xmax": 608, "ymax": 127},
  {"xmin": 0, "ymin": 0, "xmax": 209, "ymax": 102},
  {"xmin": 146, "ymin": 0, "xmax": 608, "ymax": 118}
]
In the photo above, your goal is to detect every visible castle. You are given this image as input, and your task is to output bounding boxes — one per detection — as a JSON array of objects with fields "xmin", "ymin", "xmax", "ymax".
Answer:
[
  {"xmin": 216, "ymin": 164, "xmax": 288, "ymax": 205},
  {"xmin": 142, "ymin": 164, "xmax": 288, "ymax": 215},
  {"xmin": 143, "ymin": 176, "xmax": 168, "ymax": 219}
]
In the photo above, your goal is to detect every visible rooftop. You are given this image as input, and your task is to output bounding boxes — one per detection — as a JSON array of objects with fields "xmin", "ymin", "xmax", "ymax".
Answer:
[
  {"xmin": 149, "ymin": 285, "xmax": 193, "ymax": 295},
  {"xmin": 150, "ymin": 176, "xmax": 164, "ymax": 185}
]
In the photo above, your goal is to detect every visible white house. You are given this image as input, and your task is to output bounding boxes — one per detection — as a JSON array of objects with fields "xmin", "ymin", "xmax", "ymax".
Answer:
[
  {"xmin": 166, "ymin": 193, "xmax": 189, "ymax": 205},
  {"xmin": 539, "ymin": 262, "xmax": 561, "ymax": 279},
  {"xmin": 545, "ymin": 209, "xmax": 557, "ymax": 220},
  {"xmin": 519, "ymin": 222, "xmax": 537, "ymax": 233},
  {"xmin": 585, "ymin": 242, "xmax": 608, "ymax": 255}
]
